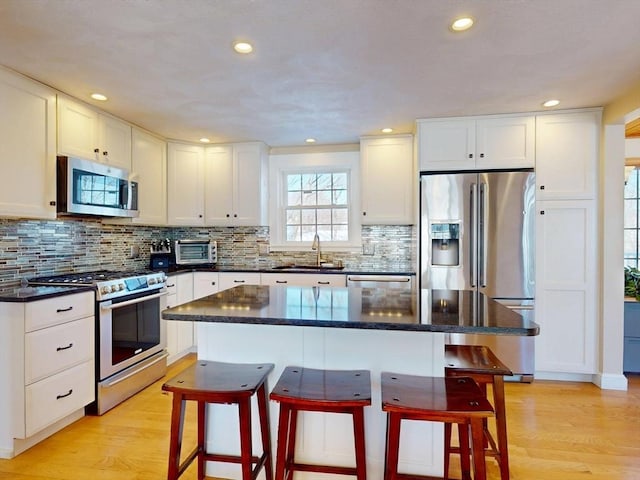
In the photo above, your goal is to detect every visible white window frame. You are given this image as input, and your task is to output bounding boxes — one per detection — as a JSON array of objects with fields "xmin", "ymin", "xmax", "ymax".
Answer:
[{"xmin": 269, "ymin": 150, "xmax": 362, "ymax": 252}]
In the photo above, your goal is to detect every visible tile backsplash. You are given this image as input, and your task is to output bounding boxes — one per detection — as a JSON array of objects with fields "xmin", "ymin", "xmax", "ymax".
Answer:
[{"xmin": 0, "ymin": 218, "xmax": 416, "ymax": 288}]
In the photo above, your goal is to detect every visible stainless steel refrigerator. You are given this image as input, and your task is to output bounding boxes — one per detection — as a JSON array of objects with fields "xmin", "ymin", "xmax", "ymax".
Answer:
[{"xmin": 420, "ymin": 169, "xmax": 536, "ymax": 380}]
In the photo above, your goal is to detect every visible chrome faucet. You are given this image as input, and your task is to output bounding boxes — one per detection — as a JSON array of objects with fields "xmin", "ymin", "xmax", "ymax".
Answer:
[{"xmin": 311, "ymin": 233, "xmax": 321, "ymax": 267}]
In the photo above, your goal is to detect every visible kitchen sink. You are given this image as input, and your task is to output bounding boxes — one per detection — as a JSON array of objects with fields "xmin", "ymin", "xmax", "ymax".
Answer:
[{"xmin": 272, "ymin": 264, "xmax": 344, "ymax": 271}]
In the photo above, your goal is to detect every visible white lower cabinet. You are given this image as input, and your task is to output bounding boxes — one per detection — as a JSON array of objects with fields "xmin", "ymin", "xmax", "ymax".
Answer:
[
  {"xmin": 193, "ymin": 272, "xmax": 220, "ymax": 299},
  {"xmin": 535, "ymin": 200, "xmax": 597, "ymax": 375},
  {"xmin": 0, "ymin": 291, "xmax": 95, "ymax": 457},
  {"xmin": 261, "ymin": 273, "xmax": 346, "ymax": 287},
  {"xmin": 218, "ymin": 272, "xmax": 261, "ymax": 291},
  {"xmin": 165, "ymin": 273, "xmax": 196, "ymax": 363}
]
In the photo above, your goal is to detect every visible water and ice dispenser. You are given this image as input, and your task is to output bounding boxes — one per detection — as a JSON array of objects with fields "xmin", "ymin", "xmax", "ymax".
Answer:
[{"xmin": 430, "ymin": 223, "xmax": 460, "ymax": 266}]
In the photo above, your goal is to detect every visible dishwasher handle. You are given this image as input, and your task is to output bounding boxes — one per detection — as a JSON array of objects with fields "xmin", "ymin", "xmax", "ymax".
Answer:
[{"xmin": 347, "ymin": 275, "xmax": 412, "ymax": 283}]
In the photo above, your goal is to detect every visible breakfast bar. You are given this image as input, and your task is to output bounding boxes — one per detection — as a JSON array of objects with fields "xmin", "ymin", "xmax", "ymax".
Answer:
[{"xmin": 162, "ymin": 285, "xmax": 538, "ymax": 479}]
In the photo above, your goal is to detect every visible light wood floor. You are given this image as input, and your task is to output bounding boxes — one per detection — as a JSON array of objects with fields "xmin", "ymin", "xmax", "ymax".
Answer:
[{"xmin": 1, "ymin": 354, "xmax": 639, "ymax": 479}]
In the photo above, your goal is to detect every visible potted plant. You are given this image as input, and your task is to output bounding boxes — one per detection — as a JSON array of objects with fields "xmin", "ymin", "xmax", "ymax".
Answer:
[{"xmin": 625, "ymin": 266, "xmax": 640, "ymax": 299}]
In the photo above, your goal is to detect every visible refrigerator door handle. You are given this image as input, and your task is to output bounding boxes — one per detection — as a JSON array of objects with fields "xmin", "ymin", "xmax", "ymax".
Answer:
[
  {"xmin": 480, "ymin": 182, "xmax": 488, "ymax": 287},
  {"xmin": 470, "ymin": 182, "xmax": 478, "ymax": 287}
]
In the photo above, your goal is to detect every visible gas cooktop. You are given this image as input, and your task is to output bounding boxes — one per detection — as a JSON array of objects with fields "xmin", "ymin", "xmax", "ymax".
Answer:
[{"xmin": 29, "ymin": 270, "xmax": 167, "ymax": 301}]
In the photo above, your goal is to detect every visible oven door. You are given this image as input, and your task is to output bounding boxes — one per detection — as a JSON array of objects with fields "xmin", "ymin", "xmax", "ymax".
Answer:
[{"xmin": 98, "ymin": 288, "xmax": 167, "ymax": 381}]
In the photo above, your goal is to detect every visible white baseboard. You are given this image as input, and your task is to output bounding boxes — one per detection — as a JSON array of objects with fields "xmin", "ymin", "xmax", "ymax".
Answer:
[
  {"xmin": 594, "ymin": 373, "xmax": 629, "ymax": 391},
  {"xmin": 535, "ymin": 371, "xmax": 629, "ymax": 391}
]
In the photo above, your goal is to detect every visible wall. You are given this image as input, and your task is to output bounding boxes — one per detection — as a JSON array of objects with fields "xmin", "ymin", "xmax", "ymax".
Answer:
[
  {"xmin": 0, "ymin": 218, "xmax": 415, "ymax": 288},
  {"xmin": 598, "ymin": 79, "xmax": 640, "ymax": 389}
]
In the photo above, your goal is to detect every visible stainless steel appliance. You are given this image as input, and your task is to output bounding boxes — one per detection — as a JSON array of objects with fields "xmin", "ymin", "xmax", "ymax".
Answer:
[
  {"xmin": 29, "ymin": 270, "xmax": 168, "ymax": 414},
  {"xmin": 175, "ymin": 239, "xmax": 217, "ymax": 265},
  {"xmin": 346, "ymin": 275, "xmax": 414, "ymax": 291},
  {"xmin": 56, "ymin": 156, "xmax": 139, "ymax": 218},
  {"xmin": 420, "ymin": 169, "xmax": 536, "ymax": 380}
]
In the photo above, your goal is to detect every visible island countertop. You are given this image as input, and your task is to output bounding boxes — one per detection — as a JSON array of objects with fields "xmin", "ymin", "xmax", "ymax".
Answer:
[{"xmin": 162, "ymin": 285, "xmax": 539, "ymax": 335}]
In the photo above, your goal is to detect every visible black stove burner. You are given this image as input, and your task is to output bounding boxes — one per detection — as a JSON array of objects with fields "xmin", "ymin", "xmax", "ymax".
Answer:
[{"xmin": 29, "ymin": 270, "xmax": 152, "ymax": 286}]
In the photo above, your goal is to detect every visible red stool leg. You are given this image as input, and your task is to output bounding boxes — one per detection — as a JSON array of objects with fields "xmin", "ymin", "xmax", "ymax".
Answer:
[
  {"xmin": 458, "ymin": 423, "xmax": 471, "ymax": 480},
  {"xmin": 257, "ymin": 383, "xmax": 273, "ymax": 480},
  {"xmin": 238, "ymin": 397, "xmax": 253, "ymax": 480},
  {"xmin": 197, "ymin": 401, "xmax": 206, "ymax": 480},
  {"xmin": 470, "ymin": 417, "xmax": 487, "ymax": 480},
  {"xmin": 352, "ymin": 406, "xmax": 367, "ymax": 480},
  {"xmin": 168, "ymin": 392, "xmax": 185, "ymax": 480},
  {"xmin": 443, "ymin": 422, "xmax": 452, "ymax": 480},
  {"xmin": 384, "ymin": 412, "xmax": 401, "ymax": 480},
  {"xmin": 493, "ymin": 375, "xmax": 510, "ymax": 480},
  {"xmin": 275, "ymin": 403, "xmax": 291, "ymax": 480}
]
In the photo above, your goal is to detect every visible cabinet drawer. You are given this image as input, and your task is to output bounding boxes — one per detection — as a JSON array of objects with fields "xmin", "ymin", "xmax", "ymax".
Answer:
[
  {"xmin": 25, "ymin": 292, "xmax": 94, "ymax": 332},
  {"xmin": 261, "ymin": 273, "xmax": 346, "ymax": 287},
  {"xmin": 25, "ymin": 316, "xmax": 94, "ymax": 384},
  {"xmin": 25, "ymin": 360, "xmax": 94, "ymax": 437},
  {"xmin": 165, "ymin": 276, "xmax": 178, "ymax": 296},
  {"xmin": 623, "ymin": 337, "xmax": 640, "ymax": 373}
]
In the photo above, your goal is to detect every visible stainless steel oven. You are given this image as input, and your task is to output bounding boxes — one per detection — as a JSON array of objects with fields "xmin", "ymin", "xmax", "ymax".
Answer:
[{"xmin": 29, "ymin": 270, "xmax": 169, "ymax": 415}]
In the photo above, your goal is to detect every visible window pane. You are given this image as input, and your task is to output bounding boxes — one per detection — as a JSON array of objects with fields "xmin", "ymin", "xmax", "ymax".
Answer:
[
  {"xmin": 333, "ymin": 189, "xmax": 347, "ymax": 205},
  {"xmin": 624, "ymin": 229, "xmax": 638, "ymax": 259},
  {"xmin": 302, "ymin": 190, "xmax": 317, "ymax": 206},
  {"xmin": 625, "ymin": 169, "xmax": 638, "ymax": 198},
  {"xmin": 317, "ymin": 226, "xmax": 332, "ymax": 241},
  {"xmin": 333, "ymin": 173, "xmax": 347, "ymax": 189},
  {"xmin": 287, "ymin": 226, "xmax": 300, "ymax": 241},
  {"xmin": 333, "ymin": 208, "xmax": 348, "ymax": 224},
  {"xmin": 317, "ymin": 173, "xmax": 332, "ymax": 190},
  {"xmin": 625, "ymin": 199, "xmax": 638, "ymax": 228},
  {"xmin": 332, "ymin": 225, "xmax": 349, "ymax": 241},
  {"xmin": 288, "ymin": 174, "xmax": 302, "ymax": 191},
  {"xmin": 302, "ymin": 174, "xmax": 316, "ymax": 190},
  {"xmin": 317, "ymin": 208, "xmax": 332, "ymax": 225},
  {"xmin": 286, "ymin": 209, "xmax": 301, "ymax": 225},
  {"xmin": 301, "ymin": 210, "xmax": 316, "ymax": 225},
  {"xmin": 317, "ymin": 190, "xmax": 332, "ymax": 205},
  {"xmin": 288, "ymin": 191, "xmax": 302, "ymax": 206},
  {"xmin": 625, "ymin": 258, "xmax": 638, "ymax": 269},
  {"xmin": 301, "ymin": 226, "xmax": 316, "ymax": 241}
]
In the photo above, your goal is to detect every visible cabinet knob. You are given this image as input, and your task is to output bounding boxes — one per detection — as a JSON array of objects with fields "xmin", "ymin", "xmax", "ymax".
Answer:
[
  {"xmin": 94, "ymin": 148, "xmax": 99, "ymax": 153},
  {"xmin": 233, "ymin": 214, "xmax": 238, "ymax": 218},
  {"xmin": 540, "ymin": 210, "xmax": 545, "ymax": 215},
  {"xmin": 540, "ymin": 185, "xmax": 545, "ymax": 190},
  {"xmin": 49, "ymin": 201, "xmax": 56, "ymax": 206},
  {"xmin": 226, "ymin": 214, "xmax": 230, "ymax": 218},
  {"xmin": 363, "ymin": 211, "xmax": 366, "ymax": 216},
  {"xmin": 479, "ymin": 153, "xmax": 484, "ymax": 158},
  {"xmin": 468, "ymin": 153, "xmax": 473, "ymax": 159},
  {"xmin": 199, "ymin": 214, "xmax": 203, "ymax": 218}
]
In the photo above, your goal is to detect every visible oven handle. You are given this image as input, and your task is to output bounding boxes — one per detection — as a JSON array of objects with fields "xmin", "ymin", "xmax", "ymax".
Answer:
[{"xmin": 100, "ymin": 290, "xmax": 168, "ymax": 310}]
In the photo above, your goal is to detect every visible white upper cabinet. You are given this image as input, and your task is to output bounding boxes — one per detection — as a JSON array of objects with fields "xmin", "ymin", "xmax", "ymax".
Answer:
[
  {"xmin": 167, "ymin": 143, "xmax": 206, "ymax": 226},
  {"xmin": 535, "ymin": 110, "xmax": 600, "ymax": 200},
  {"xmin": 57, "ymin": 96, "xmax": 131, "ymax": 171},
  {"xmin": 205, "ymin": 142, "xmax": 269, "ymax": 226},
  {"xmin": 0, "ymin": 67, "xmax": 57, "ymax": 219},
  {"xmin": 418, "ymin": 114, "xmax": 535, "ymax": 171},
  {"xmin": 360, "ymin": 135, "xmax": 415, "ymax": 225},
  {"xmin": 130, "ymin": 128, "xmax": 167, "ymax": 225}
]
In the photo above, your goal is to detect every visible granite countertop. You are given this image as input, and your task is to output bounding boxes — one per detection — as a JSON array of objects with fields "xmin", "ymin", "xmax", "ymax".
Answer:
[
  {"xmin": 0, "ymin": 285, "xmax": 94, "ymax": 302},
  {"xmin": 161, "ymin": 265, "xmax": 416, "ymax": 276},
  {"xmin": 162, "ymin": 285, "xmax": 539, "ymax": 335}
]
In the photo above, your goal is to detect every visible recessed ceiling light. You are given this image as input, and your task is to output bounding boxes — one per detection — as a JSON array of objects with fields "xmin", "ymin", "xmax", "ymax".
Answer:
[
  {"xmin": 91, "ymin": 93, "xmax": 108, "ymax": 101},
  {"xmin": 233, "ymin": 41, "xmax": 253, "ymax": 54},
  {"xmin": 199, "ymin": 138, "xmax": 210, "ymax": 143},
  {"xmin": 381, "ymin": 128, "xmax": 393, "ymax": 134},
  {"xmin": 305, "ymin": 138, "xmax": 316, "ymax": 144},
  {"xmin": 542, "ymin": 99, "xmax": 560, "ymax": 108},
  {"xmin": 450, "ymin": 17, "xmax": 474, "ymax": 32}
]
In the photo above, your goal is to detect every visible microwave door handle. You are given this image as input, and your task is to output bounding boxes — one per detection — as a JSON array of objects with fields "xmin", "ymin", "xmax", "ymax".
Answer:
[
  {"xmin": 100, "ymin": 290, "xmax": 168, "ymax": 310},
  {"xmin": 470, "ymin": 182, "xmax": 478, "ymax": 288}
]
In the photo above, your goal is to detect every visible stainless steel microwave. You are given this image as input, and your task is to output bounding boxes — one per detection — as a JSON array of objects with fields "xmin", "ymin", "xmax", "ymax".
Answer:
[
  {"xmin": 56, "ymin": 156, "xmax": 139, "ymax": 218},
  {"xmin": 175, "ymin": 239, "xmax": 217, "ymax": 265}
]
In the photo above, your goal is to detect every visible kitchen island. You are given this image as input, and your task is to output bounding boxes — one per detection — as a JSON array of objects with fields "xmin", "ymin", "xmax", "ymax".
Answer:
[{"xmin": 162, "ymin": 285, "xmax": 538, "ymax": 479}]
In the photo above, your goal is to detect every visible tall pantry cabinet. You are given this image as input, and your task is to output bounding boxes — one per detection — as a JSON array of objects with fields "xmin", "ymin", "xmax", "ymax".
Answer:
[{"xmin": 534, "ymin": 110, "xmax": 600, "ymax": 375}]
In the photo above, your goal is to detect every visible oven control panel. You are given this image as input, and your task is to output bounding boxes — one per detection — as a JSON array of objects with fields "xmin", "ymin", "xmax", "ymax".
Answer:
[{"xmin": 96, "ymin": 273, "xmax": 167, "ymax": 301}]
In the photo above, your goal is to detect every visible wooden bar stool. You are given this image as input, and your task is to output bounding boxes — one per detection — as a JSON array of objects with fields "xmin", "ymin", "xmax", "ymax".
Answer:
[
  {"xmin": 162, "ymin": 360, "xmax": 274, "ymax": 480},
  {"xmin": 270, "ymin": 366, "xmax": 372, "ymax": 480},
  {"xmin": 381, "ymin": 372, "xmax": 494, "ymax": 480},
  {"xmin": 444, "ymin": 344, "xmax": 513, "ymax": 480}
]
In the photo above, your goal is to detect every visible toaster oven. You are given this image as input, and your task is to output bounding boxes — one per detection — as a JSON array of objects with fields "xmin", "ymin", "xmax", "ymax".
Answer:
[{"xmin": 174, "ymin": 239, "xmax": 217, "ymax": 265}]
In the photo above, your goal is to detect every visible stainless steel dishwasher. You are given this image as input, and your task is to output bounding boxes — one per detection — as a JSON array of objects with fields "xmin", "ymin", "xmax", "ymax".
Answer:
[{"xmin": 346, "ymin": 275, "xmax": 414, "ymax": 290}]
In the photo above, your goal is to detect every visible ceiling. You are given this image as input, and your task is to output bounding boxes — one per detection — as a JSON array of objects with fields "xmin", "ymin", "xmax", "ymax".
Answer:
[{"xmin": 2, "ymin": 0, "xmax": 640, "ymax": 147}]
